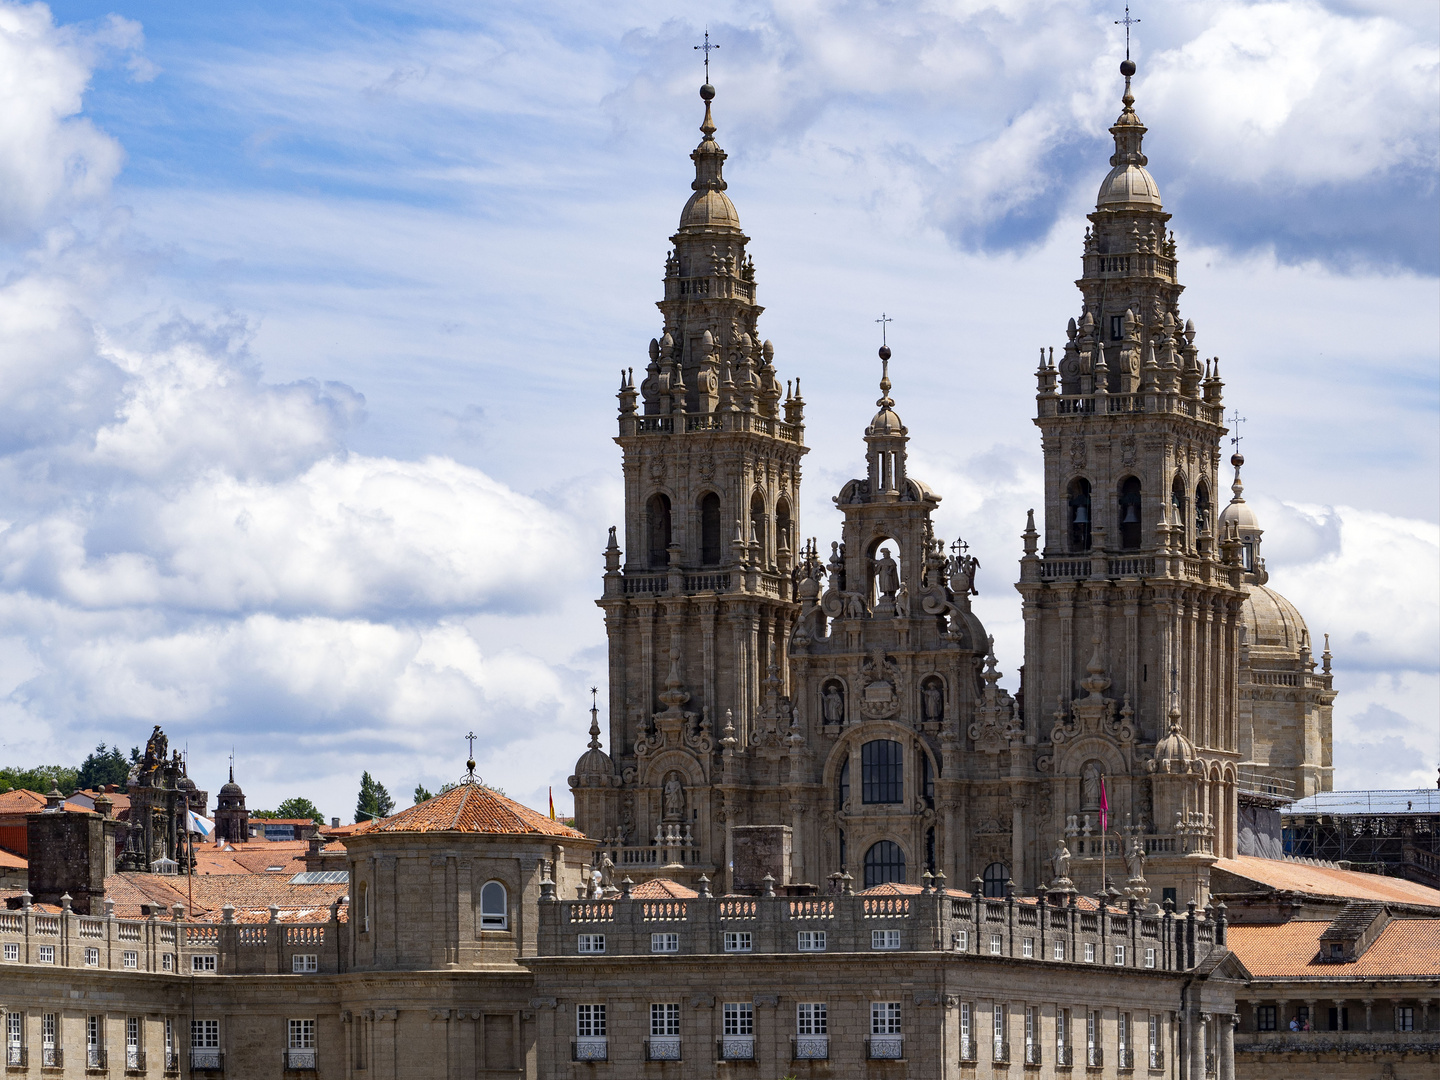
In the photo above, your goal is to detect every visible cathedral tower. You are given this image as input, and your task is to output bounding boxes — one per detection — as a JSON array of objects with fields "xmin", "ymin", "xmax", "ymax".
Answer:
[
  {"xmin": 573, "ymin": 81, "xmax": 807, "ymax": 882},
  {"xmin": 1017, "ymin": 60, "xmax": 1247, "ymax": 904}
]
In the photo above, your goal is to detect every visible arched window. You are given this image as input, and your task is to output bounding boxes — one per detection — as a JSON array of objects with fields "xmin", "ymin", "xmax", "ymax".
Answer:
[
  {"xmin": 982, "ymin": 862, "xmax": 1009, "ymax": 898},
  {"xmin": 837, "ymin": 758, "xmax": 850, "ymax": 809},
  {"xmin": 775, "ymin": 499, "xmax": 792, "ymax": 561},
  {"xmin": 749, "ymin": 492, "xmax": 766, "ymax": 555},
  {"xmin": 647, "ymin": 494, "xmax": 672, "ymax": 568},
  {"xmin": 480, "ymin": 881, "xmax": 508, "ymax": 930},
  {"xmin": 1194, "ymin": 482, "xmax": 1211, "ymax": 538},
  {"xmin": 921, "ymin": 752, "xmax": 934, "ymax": 808},
  {"xmin": 861, "ymin": 740, "xmax": 903, "ymax": 804},
  {"xmin": 1171, "ymin": 476, "xmax": 1187, "ymax": 548},
  {"xmin": 1068, "ymin": 479, "xmax": 1092, "ymax": 552},
  {"xmin": 700, "ymin": 492, "xmax": 722, "ymax": 565},
  {"xmin": 864, "ymin": 841, "xmax": 906, "ymax": 888},
  {"xmin": 1118, "ymin": 477, "xmax": 1142, "ymax": 550}
]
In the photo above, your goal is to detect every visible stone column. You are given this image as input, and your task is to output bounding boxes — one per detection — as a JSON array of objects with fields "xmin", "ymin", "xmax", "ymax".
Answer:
[
  {"xmin": 1422, "ymin": 999, "xmax": 1431, "ymax": 1032},
  {"xmin": 1218, "ymin": 1013, "xmax": 1235, "ymax": 1080},
  {"xmin": 1274, "ymin": 1000, "xmax": 1288, "ymax": 1034},
  {"xmin": 1189, "ymin": 1011, "xmax": 1206, "ymax": 1080},
  {"xmin": 1332, "ymin": 998, "xmax": 1346, "ymax": 1032},
  {"xmin": 374, "ymin": 1008, "xmax": 397, "ymax": 1080},
  {"xmin": 1303, "ymin": 1000, "xmax": 1317, "ymax": 1032},
  {"xmin": 1363, "ymin": 999, "xmax": 1373, "ymax": 1032}
]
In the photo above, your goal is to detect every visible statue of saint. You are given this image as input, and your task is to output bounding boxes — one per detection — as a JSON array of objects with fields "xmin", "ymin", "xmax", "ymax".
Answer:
[
  {"xmin": 1052, "ymin": 839, "xmax": 1072, "ymax": 883},
  {"xmin": 663, "ymin": 776, "xmax": 685, "ymax": 820},
  {"xmin": 875, "ymin": 547, "xmax": 900, "ymax": 597},
  {"xmin": 1125, "ymin": 838, "xmax": 1146, "ymax": 883},
  {"xmin": 921, "ymin": 680, "xmax": 944, "ymax": 722},
  {"xmin": 1081, "ymin": 762, "xmax": 1104, "ymax": 810},
  {"xmin": 822, "ymin": 684, "xmax": 845, "ymax": 725}
]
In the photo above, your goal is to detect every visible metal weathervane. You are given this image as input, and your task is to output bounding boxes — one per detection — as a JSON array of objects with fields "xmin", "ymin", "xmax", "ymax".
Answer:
[
  {"xmin": 1227, "ymin": 410, "xmax": 1247, "ymax": 454},
  {"xmin": 875, "ymin": 312, "xmax": 893, "ymax": 347},
  {"xmin": 1115, "ymin": 4, "xmax": 1140, "ymax": 60},
  {"xmin": 695, "ymin": 28, "xmax": 718, "ymax": 82}
]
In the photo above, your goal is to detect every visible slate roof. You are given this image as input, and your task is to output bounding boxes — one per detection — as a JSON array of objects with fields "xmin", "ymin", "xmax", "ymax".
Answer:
[
  {"xmin": 367, "ymin": 783, "xmax": 585, "ymax": 839},
  {"xmin": 1228, "ymin": 919, "xmax": 1440, "ymax": 979},
  {"xmin": 1213, "ymin": 856, "xmax": 1440, "ymax": 907}
]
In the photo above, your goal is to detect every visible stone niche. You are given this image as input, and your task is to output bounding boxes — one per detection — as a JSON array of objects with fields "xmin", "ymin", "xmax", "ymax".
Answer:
[{"xmin": 731, "ymin": 825, "xmax": 792, "ymax": 894}]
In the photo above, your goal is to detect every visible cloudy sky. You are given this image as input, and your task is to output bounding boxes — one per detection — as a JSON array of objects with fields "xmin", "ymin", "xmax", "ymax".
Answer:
[{"xmin": 0, "ymin": 0, "xmax": 1433, "ymax": 820}]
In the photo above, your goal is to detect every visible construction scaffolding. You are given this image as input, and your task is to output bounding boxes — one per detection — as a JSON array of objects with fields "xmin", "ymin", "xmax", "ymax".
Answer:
[{"xmin": 1281, "ymin": 789, "xmax": 1440, "ymax": 888}]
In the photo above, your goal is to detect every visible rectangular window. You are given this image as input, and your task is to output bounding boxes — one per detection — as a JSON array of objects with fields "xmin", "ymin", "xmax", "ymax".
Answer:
[
  {"xmin": 166, "ymin": 1020, "xmax": 173, "ymax": 1053},
  {"xmin": 723, "ymin": 931, "xmax": 752, "ymax": 953},
  {"xmin": 1149, "ymin": 1015, "xmax": 1158, "ymax": 1052},
  {"xmin": 723, "ymin": 1004, "xmax": 753, "ymax": 1037},
  {"xmin": 954, "ymin": 929, "xmax": 968, "ymax": 951},
  {"xmin": 960, "ymin": 1002, "xmax": 971, "ymax": 1055},
  {"xmin": 989, "ymin": 933, "xmax": 1003, "ymax": 955},
  {"xmin": 1087, "ymin": 1011, "xmax": 1097, "ymax": 1050},
  {"xmin": 870, "ymin": 1002, "xmax": 901, "ymax": 1036},
  {"xmin": 1053, "ymin": 939, "xmax": 1065, "ymax": 961},
  {"xmin": 1084, "ymin": 942, "xmax": 1095, "ymax": 963},
  {"xmin": 6, "ymin": 1013, "xmax": 20, "ymax": 1048},
  {"xmin": 993, "ymin": 1002, "xmax": 1006, "ymax": 1054},
  {"xmin": 2, "ymin": 943, "xmax": 16, "ymax": 961},
  {"xmin": 192, "ymin": 1020, "xmax": 219, "ymax": 1049},
  {"xmin": 577, "ymin": 934, "xmax": 606, "ymax": 954},
  {"xmin": 797, "ymin": 930, "xmax": 826, "ymax": 952},
  {"xmin": 575, "ymin": 1005, "xmax": 606, "ymax": 1039},
  {"xmin": 1256, "ymin": 1006, "xmax": 1276, "ymax": 1032},
  {"xmin": 1396, "ymin": 1007, "xmax": 1414, "ymax": 1032},
  {"xmin": 1057, "ymin": 1008, "xmax": 1069, "ymax": 1052},
  {"xmin": 288, "ymin": 1020, "xmax": 314, "ymax": 1050},
  {"xmin": 192, "ymin": 954, "xmax": 217, "ymax": 972},
  {"xmin": 1114, "ymin": 943, "xmax": 1126, "ymax": 965},
  {"xmin": 1119, "ymin": 1012, "xmax": 1129, "ymax": 1052},
  {"xmin": 161, "ymin": 953, "xmax": 173, "ymax": 971},
  {"xmin": 43, "ymin": 1015, "xmax": 56, "ymax": 1048},
  {"xmin": 84, "ymin": 947, "xmax": 99, "ymax": 966},
  {"xmin": 123, "ymin": 950, "xmax": 138, "ymax": 968},
  {"xmin": 87, "ymin": 1016, "xmax": 100, "ymax": 1048},
  {"xmin": 1144, "ymin": 946, "xmax": 1156, "ymax": 969},
  {"xmin": 860, "ymin": 739, "xmax": 904, "ymax": 804},
  {"xmin": 1110, "ymin": 314, "xmax": 1124, "ymax": 340},
  {"xmin": 1022, "ymin": 937, "xmax": 1034, "ymax": 958},
  {"xmin": 871, "ymin": 929, "xmax": 900, "ymax": 950},
  {"xmin": 292, "ymin": 954, "xmax": 318, "ymax": 972},
  {"xmin": 649, "ymin": 1004, "xmax": 680, "ymax": 1038},
  {"xmin": 1026, "ymin": 1006, "xmax": 1036, "ymax": 1049},
  {"xmin": 797, "ymin": 1004, "xmax": 827, "ymax": 1037},
  {"xmin": 651, "ymin": 932, "xmax": 679, "ymax": 953},
  {"xmin": 126, "ymin": 1017, "xmax": 139, "ymax": 1049},
  {"xmin": 38, "ymin": 945, "xmax": 54, "ymax": 964}
]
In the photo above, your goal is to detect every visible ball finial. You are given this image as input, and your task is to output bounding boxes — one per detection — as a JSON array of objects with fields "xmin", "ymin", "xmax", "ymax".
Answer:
[
  {"xmin": 1230, "ymin": 453, "xmax": 1244, "ymax": 469},
  {"xmin": 699, "ymin": 83, "xmax": 715, "ymax": 101},
  {"xmin": 1120, "ymin": 59, "xmax": 1136, "ymax": 78},
  {"xmin": 878, "ymin": 344, "xmax": 892, "ymax": 361}
]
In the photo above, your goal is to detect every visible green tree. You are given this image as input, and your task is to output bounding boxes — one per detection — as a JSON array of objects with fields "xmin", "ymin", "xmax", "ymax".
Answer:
[
  {"xmin": 413, "ymin": 784, "xmax": 434, "ymax": 804},
  {"xmin": 275, "ymin": 797, "xmax": 324, "ymax": 824},
  {"xmin": 76, "ymin": 743, "xmax": 135, "ymax": 791},
  {"xmin": 0, "ymin": 764, "xmax": 79, "ymax": 795},
  {"xmin": 355, "ymin": 772, "xmax": 394, "ymax": 822}
]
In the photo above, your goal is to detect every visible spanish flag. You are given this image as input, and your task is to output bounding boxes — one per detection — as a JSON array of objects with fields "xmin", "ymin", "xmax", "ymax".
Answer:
[{"xmin": 549, "ymin": 787, "xmax": 556, "ymax": 820}]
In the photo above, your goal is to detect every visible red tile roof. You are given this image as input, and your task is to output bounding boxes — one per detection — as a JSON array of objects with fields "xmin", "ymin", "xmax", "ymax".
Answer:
[
  {"xmin": 1229, "ymin": 918, "xmax": 1440, "ymax": 979},
  {"xmin": 368, "ymin": 784, "xmax": 585, "ymax": 839},
  {"xmin": 0, "ymin": 789, "xmax": 47, "ymax": 816},
  {"xmin": 630, "ymin": 878, "xmax": 698, "ymax": 899},
  {"xmin": 98, "ymin": 872, "xmax": 347, "ymax": 921},
  {"xmin": 0, "ymin": 848, "xmax": 25, "ymax": 870},
  {"xmin": 1214, "ymin": 856, "xmax": 1440, "ymax": 907}
]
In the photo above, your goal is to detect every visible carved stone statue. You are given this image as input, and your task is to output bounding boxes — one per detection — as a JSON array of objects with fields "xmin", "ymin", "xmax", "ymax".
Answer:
[
  {"xmin": 1125, "ymin": 837, "xmax": 1146, "ymax": 883},
  {"xmin": 663, "ymin": 775, "xmax": 685, "ymax": 820},
  {"xmin": 875, "ymin": 547, "xmax": 900, "ymax": 597},
  {"xmin": 599, "ymin": 852, "xmax": 616, "ymax": 890},
  {"xmin": 1051, "ymin": 838, "xmax": 1072, "ymax": 884},
  {"xmin": 822, "ymin": 683, "xmax": 845, "ymax": 725},
  {"xmin": 921, "ymin": 680, "xmax": 944, "ymax": 723},
  {"xmin": 1081, "ymin": 761, "xmax": 1104, "ymax": 810}
]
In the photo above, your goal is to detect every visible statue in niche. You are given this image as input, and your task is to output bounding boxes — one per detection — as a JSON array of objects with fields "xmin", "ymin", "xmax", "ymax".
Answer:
[
  {"xmin": 663, "ymin": 775, "xmax": 686, "ymax": 820},
  {"xmin": 875, "ymin": 547, "xmax": 900, "ymax": 598},
  {"xmin": 1081, "ymin": 761, "xmax": 1104, "ymax": 811},
  {"xmin": 921, "ymin": 680, "xmax": 944, "ymax": 723},
  {"xmin": 822, "ymin": 683, "xmax": 845, "ymax": 725}
]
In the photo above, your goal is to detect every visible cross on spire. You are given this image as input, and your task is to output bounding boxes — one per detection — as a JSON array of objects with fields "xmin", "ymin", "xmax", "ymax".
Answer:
[
  {"xmin": 1115, "ymin": 4, "xmax": 1140, "ymax": 61},
  {"xmin": 875, "ymin": 312, "xmax": 893, "ymax": 347},
  {"xmin": 1227, "ymin": 409, "xmax": 1247, "ymax": 454},
  {"xmin": 695, "ymin": 28, "xmax": 718, "ymax": 83}
]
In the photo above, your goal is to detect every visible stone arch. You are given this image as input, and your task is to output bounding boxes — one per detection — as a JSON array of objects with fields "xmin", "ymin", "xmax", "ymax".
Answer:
[
  {"xmin": 1067, "ymin": 476, "xmax": 1092, "ymax": 552},
  {"xmin": 698, "ymin": 490, "xmax": 723, "ymax": 565},
  {"xmin": 646, "ymin": 491, "xmax": 673, "ymax": 568},
  {"xmin": 1117, "ymin": 475, "xmax": 1143, "ymax": 550}
]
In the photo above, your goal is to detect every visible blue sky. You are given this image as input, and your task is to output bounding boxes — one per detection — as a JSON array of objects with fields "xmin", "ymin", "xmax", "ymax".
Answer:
[{"xmin": 0, "ymin": 0, "xmax": 1434, "ymax": 819}]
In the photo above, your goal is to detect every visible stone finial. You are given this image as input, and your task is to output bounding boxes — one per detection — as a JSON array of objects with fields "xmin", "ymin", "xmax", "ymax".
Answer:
[
  {"xmin": 104, "ymin": 897, "xmax": 115, "ymax": 918},
  {"xmin": 60, "ymin": 893, "xmax": 72, "ymax": 912},
  {"xmin": 619, "ymin": 876, "xmax": 633, "ymax": 900},
  {"xmin": 697, "ymin": 873, "xmax": 711, "ymax": 899},
  {"xmin": 761, "ymin": 873, "xmax": 776, "ymax": 898},
  {"xmin": 20, "ymin": 890, "xmax": 32, "ymax": 909},
  {"xmin": 222, "ymin": 903, "xmax": 235, "ymax": 923}
]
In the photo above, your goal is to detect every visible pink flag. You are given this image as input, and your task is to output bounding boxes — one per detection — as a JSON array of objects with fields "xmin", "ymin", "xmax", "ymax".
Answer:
[{"xmin": 1099, "ymin": 776, "xmax": 1109, "ymax": 834}]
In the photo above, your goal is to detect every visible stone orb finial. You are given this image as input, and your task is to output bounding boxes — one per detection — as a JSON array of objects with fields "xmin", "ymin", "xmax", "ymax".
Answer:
[
  {"xmin": 1120, "ymin": 59, "xmax": 1136, "ymax": 77},
  {"xmin": 700, "ymin": 83, "xmax": 715, "ymax": 101}
]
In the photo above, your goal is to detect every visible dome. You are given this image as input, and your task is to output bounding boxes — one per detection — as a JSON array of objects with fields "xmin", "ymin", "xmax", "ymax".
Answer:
[
  {"xmin": 1218, "ymin": 494, "xmax": 1260, "ymax": 532},
  {"xmin": 219, "ymin": 781, "xmax": 243, "ymax": 796},
  {"xmin": 867, "ymin": 406, "xmax": 905, "ymax": 437},
  {"xmin": 573, "ymin": 745, "xmax": 615, "ymax": 782},
  {"xmin": 1096, "ymin": 163, "xmax": 1161, "ymax": 209},
  {"xmin": 1150, "ymin": 717, "xmax": 1197, "ymax": 773},
  {"xmin": 1241, "ymin": 584, "xmax": 1309, "ymax": 654},
  {"xmin": 368, "ymin": 782, "xmax": 584, "ymax": 839},
  {"xmin": 680, "ymin": 188, "xmax": 740, "ymax": 229}
]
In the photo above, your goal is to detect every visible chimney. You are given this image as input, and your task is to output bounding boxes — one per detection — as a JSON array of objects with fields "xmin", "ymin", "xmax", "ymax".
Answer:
[{"xmin": 27, "ymin": 806, "xmax": 117, "ymax": 915}]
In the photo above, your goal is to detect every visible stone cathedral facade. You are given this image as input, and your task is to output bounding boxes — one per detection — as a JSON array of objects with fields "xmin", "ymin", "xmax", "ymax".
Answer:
[{"xmin": 572, "ymin": 66, "xmax": 1336, "ymax": 908}]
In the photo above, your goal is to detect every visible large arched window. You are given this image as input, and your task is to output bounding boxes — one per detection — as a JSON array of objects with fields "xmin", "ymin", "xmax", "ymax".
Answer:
[
  {"xmin": 982, "ymin": 862, "xmax": 1009, "ymax": 898},
  {"xmin": 837, "ymin": 758, "xmax": 850, "ymax": 809},
  {"xmin": 775, "ymin": 499, "xmax": 792, "ymax": 561},
  {"xmin": 861, "ymin": 740, "xmax": 903, "ymax": 804},
  {"xmin": 1118, "ymin": 477, "xmax": 1142, "ymax": 550},
  {"xmin": 749, "ymin": 492, "xmax": 766, "ymax": 554},
  {"xmin": 1170, "ymin": 476, "xmax": 1187, "ymax": 549},
  {"xmin": 864, "ymin": 840, "xmax": 906, "ymax": 888},
  {"xmin": 1194, "ymin": 481, "xmax": 1211, "ymax": 539},
  {"xmin": 647, "ymin": 494, "xmax": 672, "ymax": 568},
  {"xmin": 1068, "ymin": 479, "xmax": 1092, "ymax": 552},
  {"xmin": 480, "ymin": 881, "xmax": 508, "ymax": 930},
  {"xmin": 699, "ymin": 492, "xmax": 722, "ymax": 565}
]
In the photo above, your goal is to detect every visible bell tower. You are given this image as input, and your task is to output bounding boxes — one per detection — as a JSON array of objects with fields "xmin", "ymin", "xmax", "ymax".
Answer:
[
  {"xmin": 573, "ymin": 79, "xmax": 807, "ymax": 886},
  {"xmin": 1017, "ymin": 59, "xmax": 1246, "ymax": 905}
]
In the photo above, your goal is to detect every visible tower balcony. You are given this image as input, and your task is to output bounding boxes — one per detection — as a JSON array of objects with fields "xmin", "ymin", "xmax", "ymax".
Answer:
[
  {"xmin": 607, "ymin": 569, "xmax": 790, "ymax": 601},
  {"xmin": 620, "ymin": 410, "xmax": 803, "ymax": 444},
  {"xmin": 1037, "ymin": 391, "xmax": 1222, "ymax": 425},
  {"xmin": 1031, "ymin": 553, "xmax": 1230, "ymax": 585}
]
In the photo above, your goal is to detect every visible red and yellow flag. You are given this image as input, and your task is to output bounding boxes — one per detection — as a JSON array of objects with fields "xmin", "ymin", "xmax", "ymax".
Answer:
[{"xmin": 549, "ymin": 787, "xmax": 556, "ymax": 820}]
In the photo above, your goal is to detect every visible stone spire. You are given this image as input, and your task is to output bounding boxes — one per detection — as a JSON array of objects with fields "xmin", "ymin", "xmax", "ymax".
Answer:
[{"xmin": 863, "ymin": 343, "xmax": 908, "ymax": 500}]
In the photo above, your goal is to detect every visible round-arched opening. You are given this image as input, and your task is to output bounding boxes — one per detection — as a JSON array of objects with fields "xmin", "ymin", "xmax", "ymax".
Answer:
[
  {"xmin": 866, "ymin": 536, "xmax": 903, "ymax": 608},
  {"xmin": 749, "ymin": 491, "xmax": 766, "ymax": 556},
  {"xmin": 1118, "ymin": 476, "xmax": 1142, "ymax": 550},
  {"xmin": 982, "ymin": 862, "xmax": 1009, "ymax": 898},
  {"xmin": 1171, "ymin": 475, "xmax": 1187, "ymax": 548},
  {"xmin": 480, "ymin": 880, "xmax": 508, "ymax": 930},
  {"xmin": 647, "ymin": 493, "xmax": 672, "ymax": 569},
  {"xmin": 699, "ymin": 492, "xmax": 722, "ymax": 566},
  {"xmin": 775, "ymin": 499, "xmax": 792, "ymax": 560},
  {"xmin": 920, "ymin": 676, "xmax": 945, "ymax": 723},
  {"xmin": 1194, "ymin": 481, "xmax": 1211, "ymax": 539},
  {"xmin": 1068, "ymin": 478, "xmax": 1092, "ymax": 552},
  {"xmin": 864, "ymin": 840, "xmax": 906, "ymax": 888}
]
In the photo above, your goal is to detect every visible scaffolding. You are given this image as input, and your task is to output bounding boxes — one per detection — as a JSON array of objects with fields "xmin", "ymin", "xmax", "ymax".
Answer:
[{"xmin": 1281, "ymin": 789, "xmax": 1440, "ymax": 885}]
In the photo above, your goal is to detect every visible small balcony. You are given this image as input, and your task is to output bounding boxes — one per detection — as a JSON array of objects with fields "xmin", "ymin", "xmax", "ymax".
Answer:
[
  {"xmin": 4, "ymin": 1046, "xmax": 25, "ymax": 1069},
  {"xmin": 571, "ymin": 1038, "xmax": 607, "ymax": 1062},
  {"xmin": 1148, "ymin": 1047, "xmax": 1165, "ymax": 1070},
  {"xmin": 125, "ymin": 1049, "xmax": 145, "ymax": 1073},
  {"xmin": 190, "ymin": 1049, "xmax": 224, "ymax": 1072},
  {"xmin": 1118, "ymin": 1046, "xmax": 1134, "ymax": 1070},
  {"xmin": 718, "ymin": 1036, "xmax": 754, "ymax": 1061},
  {"xmin": 959, "ymin": 1036, "xmax": 977, "ymax": 1063},
  {"xmin": 86, "ymin": 1047, "xmax": 107, "ymax": 1071},
  {"xmin": 1087, "ymin": 1045, "xmax": 1104, "ymax": 1068},
  {"xmin": 792, "ymin": 1036, "xmax": 828, "ymax": 1060},
  {"xmin": 163, "ymin": 1050, "xmax": 180, "ymax": 1074},
  {"xmin": 1025, "ymin": 1041, "xmax": 1042, "ymax": 1065},
  {"xmin": 1057, "ymin": 1044, "xmax": 1074, "ymax": 1067},
  {"xmin": 284, "ymin": 1048, "xmax": 316, "ymax": 1070},
  {"xmin": 1205, "ymin": 1051, "xmax": 1216, "ymax": 1076},
  {"xmin": 993, "ymin": 1040, "xmax": 1010, "ymax": 1064},
  {"xmin": 41, "ymin": 1048, "xmax": 62, "ymax": 1070},
  {"xmin": 867, "ymin": 1036, "xmax": 903, "ymax": 1060},
  {"xmin": 644, "ymin": 1037, "xmax": 680, "ymax": 1061}
]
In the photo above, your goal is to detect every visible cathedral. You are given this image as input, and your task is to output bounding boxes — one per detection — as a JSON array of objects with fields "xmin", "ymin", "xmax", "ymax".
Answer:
[{"xmin": 571, "ymin": 59, "xmax": 1336, "ymax": 909}]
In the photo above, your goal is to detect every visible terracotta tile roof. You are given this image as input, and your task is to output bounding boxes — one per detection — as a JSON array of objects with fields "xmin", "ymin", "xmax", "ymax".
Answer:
[
  {"xmin": 630, "ymin": 878, "xmax": 698, "ymax": 899},
  {"xmin": 98, "ymin": 872, "xmax": 348, "ymax": 921},
  {"xmin": 368, "ymin": 784, "xmax": 585, "ymax": 839},
  {"xmin": 0, "ymin": 848, "xmax": 25, "ymax": 869},
  {"xmin": 1228, "ymin": 918, "xmax": 1440, "ymax": 979},
  {"xmin": 1214, "ymin": 856, "xmax": 1440, "ymax": 907},
  {"xmin": 0, "ymin": 789, "xmax": 47, "ymax": 816},
  {"xmin": 195, "ymin": 841, "xmax": 310, "ymax": 876}
]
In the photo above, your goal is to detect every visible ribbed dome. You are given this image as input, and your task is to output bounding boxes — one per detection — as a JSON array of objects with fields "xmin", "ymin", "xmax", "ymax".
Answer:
[
  {"xmin": 1096, "ymin": 163, "xmax": 1162, "ymax": 209},
  {"xmin": 1152, "ymin": 719, "xmax": 1197, "ymax": 770},
  {"xmin": 1241, "ymin": 584, "xmax": 1308, "ymax": 654},
  {"xmin": 219, "ymin": 781, "xmax": 243, "ymax": 796},
  {"xmin": 867, "ymin": 406, "xmax": 905, "ymax": 437},
  {"xmin": 574, "ymin": 745, "xmax": 614, "ymax": 777},
  {"xmin": 680, "ymin": 188, "xmax": 740, "ymax": 229},
  {"xmin": 1219, "ymin": 494, "xmax": 1260, "ymax": 532}
]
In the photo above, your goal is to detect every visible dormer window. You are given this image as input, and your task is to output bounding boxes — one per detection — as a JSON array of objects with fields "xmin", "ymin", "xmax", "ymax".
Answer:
[{"xmin": 1329, "ymin": 943, "xmax": 1343, "ymax": 959}]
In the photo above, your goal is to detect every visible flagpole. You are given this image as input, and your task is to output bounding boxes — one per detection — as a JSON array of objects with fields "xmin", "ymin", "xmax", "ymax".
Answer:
[{"xmin": 1099, "ymin": 777, "xmax": 1109, "ymax": 899}]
